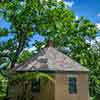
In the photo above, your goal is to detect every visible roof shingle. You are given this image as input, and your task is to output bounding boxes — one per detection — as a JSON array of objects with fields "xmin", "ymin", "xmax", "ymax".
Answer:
[{"xmin": 15, "ymin": 47, "xmax": 89, "ymax": 72}]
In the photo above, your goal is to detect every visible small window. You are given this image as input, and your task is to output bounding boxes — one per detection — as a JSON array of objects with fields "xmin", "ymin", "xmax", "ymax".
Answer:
[
  {"xmin": 68, "ymin": 77, "xmax": 77, "ymax": 94},
  {"xmin": 32, "ymin": 79, "xmax": 40, "ymax": 93}
]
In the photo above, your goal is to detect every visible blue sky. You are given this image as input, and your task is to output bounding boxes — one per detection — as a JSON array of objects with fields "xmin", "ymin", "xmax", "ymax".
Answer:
[
  {"xmin": 65, "ymin": 0, "xmax": 100, "ymax": 31},
  {"xmin": 65, "ymin": 0, "xmax": 100, "ymax": 38},
  {"xmin": 0, "ymin": 0, "xmax": 100, "ymax": 42},
  {"xmin": 69, "ymin": 0, "xmax": 100, "ymax": 23}
]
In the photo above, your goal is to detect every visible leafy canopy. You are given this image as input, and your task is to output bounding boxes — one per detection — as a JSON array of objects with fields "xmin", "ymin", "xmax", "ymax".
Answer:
[
  {"xmin": 0, "ymin": 0, "xmax": 97, "ymax": 68},
  {"xmin": 0, "ymin": 0, "xmax": 99, "ymax": 99}
]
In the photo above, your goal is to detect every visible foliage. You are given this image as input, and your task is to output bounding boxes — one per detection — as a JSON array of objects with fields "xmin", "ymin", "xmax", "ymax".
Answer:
[
  {"xmin": 0, "ymin": 74, "xmax": 8, "ymax": 97},
  {"xmin": 17, "ymin": 50, "xmax": 32, "ymax": 63},
  {"xmin": 62, "ymin": 40, "xmax": 100, "ymax": 100},
  {"xmin": 0, "ymin": 0, "xmax": 99, "ymax": 99},
  {"xmin": 88, "ymin": 42, "xmax": 100, "ymax": 100},
  {"xmin": 8, "ymin": 72, "xmax": 53, "ymax": 82},
  {"xmin": 0, "ymin": 0, "xmax": 97, "ymax": 68}
]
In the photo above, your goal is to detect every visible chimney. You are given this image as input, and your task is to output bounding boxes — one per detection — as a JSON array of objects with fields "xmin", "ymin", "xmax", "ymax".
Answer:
[{"xmin": 47, "ymin": 40, "xmax": 53, "ymax": 47}]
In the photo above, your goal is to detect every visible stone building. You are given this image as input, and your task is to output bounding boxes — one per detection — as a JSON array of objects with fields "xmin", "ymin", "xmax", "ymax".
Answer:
[{"xmin": 12, "ymin": 46, "xmax": 89, "ymax": 100}]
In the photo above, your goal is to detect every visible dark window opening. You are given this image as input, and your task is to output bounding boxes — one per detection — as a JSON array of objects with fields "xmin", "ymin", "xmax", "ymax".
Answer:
[
  {"xmin": 68, "ymin": 77, "xmax": 77, "ymax": 94},
  {"xmin": 32, "ymin": 79, "xmax": 40, "ymax": 93}
]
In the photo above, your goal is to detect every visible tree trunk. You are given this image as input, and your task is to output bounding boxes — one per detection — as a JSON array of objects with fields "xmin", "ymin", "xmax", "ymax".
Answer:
[{"xmin": 7, "ymin": 80, "xmax": 33, "ymax": 100}]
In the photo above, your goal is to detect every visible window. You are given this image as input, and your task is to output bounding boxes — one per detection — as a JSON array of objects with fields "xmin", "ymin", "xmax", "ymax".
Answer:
[
  {"xmin": 68, "ymin": 77, "xmax": 77, "ymax": 94},
  {"xmin": 32, "ymin": 79, "xmax": 40, "ymax": 93}
]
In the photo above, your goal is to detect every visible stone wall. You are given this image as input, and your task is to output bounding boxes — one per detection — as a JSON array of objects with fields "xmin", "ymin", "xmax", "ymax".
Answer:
[
  {"xmin": 8, "ymin": 73, "xmax": 89, "ymax": 100},
  {"xmin": 55, "ymin": 72, "xmax": 89, "ymax": 100}
]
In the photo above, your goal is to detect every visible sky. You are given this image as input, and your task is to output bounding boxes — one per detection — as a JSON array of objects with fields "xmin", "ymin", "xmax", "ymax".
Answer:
[
  {"xmin": 69, "ymin": 0, "xmax": 100, "ymax": 22},
  {"xmin": 0, "ymin": 0, "xmax": 100, "ymax": 42},
  {"xmin": 65, "ymin": 0, "xmax": 100, "ymax": 31},
  {"xmin": 65, "ymin": 0, "xmax": 100, "ymax": 41}
]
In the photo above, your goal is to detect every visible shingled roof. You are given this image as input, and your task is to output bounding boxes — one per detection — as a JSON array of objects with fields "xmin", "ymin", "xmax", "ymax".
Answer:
[{"xmin": 15, "ymin": 47, "xmax": 89, "ymax": 73}]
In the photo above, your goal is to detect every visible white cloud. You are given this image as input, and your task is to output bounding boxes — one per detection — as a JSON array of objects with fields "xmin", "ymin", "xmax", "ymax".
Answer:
[
  {"xmin": 42, "ymin": 0, "xmax": 74, "ymax": 8},
  {"xmin": 24, "ymin": 46, "xmax": 37, "ymax": 52},
  {"xmin": 64, "ymin": 1, "xmax": 74, "ymax": 8},
  {"xmin": 45, "ymin": 0, "xmax": 62, "ymax": 2},
  {"xmin": 75, "ymin": 15, "xmax": 79, "ymax": 20},
  {"xmin": 96, "ymin": 23, "xmax": 100, "ymax": 30},
  {"xmin": 97, "ymin": 13, "xmax": 100, "ymax": 17},
  {"xmin": 96, "ymin": 36, "xmax": 100, "ymax": 42}
]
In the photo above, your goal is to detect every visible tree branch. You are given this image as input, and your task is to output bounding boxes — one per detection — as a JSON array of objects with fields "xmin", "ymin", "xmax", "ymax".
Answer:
[
  {"xmin": 11, "ymin": 34, "xmax": 27, "ymax": 68},
  {"xmin": 0, "ymin": 54, "xmax": 12, "ymax": 62}
]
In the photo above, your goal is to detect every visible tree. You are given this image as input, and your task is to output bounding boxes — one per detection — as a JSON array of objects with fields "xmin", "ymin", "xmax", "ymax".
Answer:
[
  {"xmin": 0, "ymin": 0, "xmax": 98, "ymax": 99},
  {"xmin": 62, "ymin": 39, "xmax": 100, "ymax": 100},
  {"xmin": 0, "ymin": 74, "xmax": 8, "ymax": 98},
  {"xmin": 81, "ymin": 41, "xmax": 100, "ymax": 100},
  {"xmin": 0, "ymin": 0, "xmax": 97, "ymax": 69}
]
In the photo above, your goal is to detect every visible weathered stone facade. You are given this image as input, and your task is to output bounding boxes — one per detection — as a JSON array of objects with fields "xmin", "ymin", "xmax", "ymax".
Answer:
[
  {"xmin": 55, "ymin": 73, "xmax": 89, "ymax": 100},
  {"xmin": 11, "ymin": 47, "xmax": 89, "ymax": 100},
  {"xmin": 32, "ymin": 72, "xmax": 89, "ymax": 100},
  {"xmin": 8, "ymin": 72, "xmax": 89, "ymax": 100}
]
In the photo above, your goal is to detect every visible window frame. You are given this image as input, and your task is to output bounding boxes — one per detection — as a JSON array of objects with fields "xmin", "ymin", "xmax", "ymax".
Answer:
[{"xmin": 68, "ymin": 76, "xmax": 77, "ymax": 94}]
